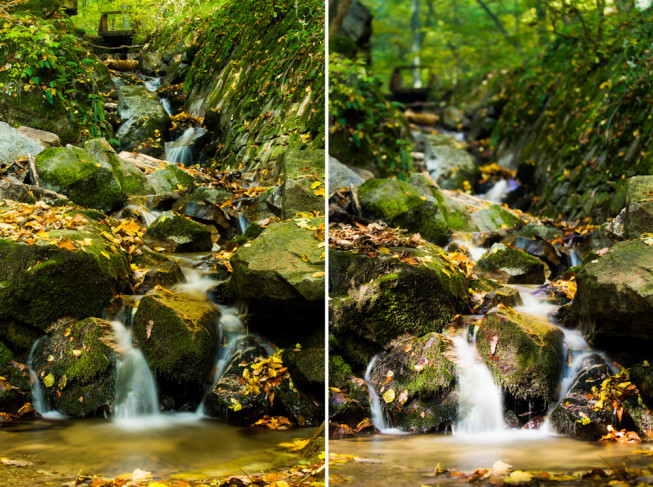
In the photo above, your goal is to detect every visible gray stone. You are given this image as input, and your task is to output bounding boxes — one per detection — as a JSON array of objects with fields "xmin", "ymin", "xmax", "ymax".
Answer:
[{"xmin": 0, "ymin": 122, "xmax": 45, "ymax": 167}]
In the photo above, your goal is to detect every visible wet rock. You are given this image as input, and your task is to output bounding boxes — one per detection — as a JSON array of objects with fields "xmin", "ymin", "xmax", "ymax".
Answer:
[
  {"xmin": 131, "ymin": 251, "xmax": 185, "ymax": 293},
  {"xmin": 35, "ymin": 146, "xmax": 125, "ymax": 213},
  {"xmin": 84, "ymin": 139, "xmax": 154, "ymax": 196},
  {"xmin": 143, "ymin": 211, "xmax": 213, "ymax": 253},
  {"xmin": 0, "ymin": 122, "xmax": 45, "ymax": 167},
  {"xmin": 369, "ymin": 333, "xmax": 458, "ymax": 433},
  {"xmin": 477, "ymin": 307, "xmax": 564, "ymax": 416},
  {"xmin": 329, "ymin": 0, "xmax": 372, "ymax": 51},
  {"xmin": 358, "ymin": 178, "xmax": 451, "ymax": 245},
  {"xmin": 278, "ymin": 150, "xmax": 325, "ymax": 218},
  {"xmin": 441, "ymin": 106, "xmax": 469, "ymax": 130},
  {"xmin": 16, "ymin": 126, "xmax": 61, "ymax": 149},
  {"xmin": 328, "ymin": 354, "xmax": 371, "ymax": 427},
  {"xmin": 425, "ymin": 145, "xmax": 480, "ymax": 191},
  {"xmin": 516, "ymin": 223, "xmax": 562, "ymax": 242},
  {"xmin": 0, "ymin": 180, "xmax": 37, "ymax": 204},
  {"xmin": 117, "ymin": 85, "xmax": 170, "ymax": 157},
  {"xmin": 172, "ymin": 187, "xmax": 231, "ymax": 230},
  {"xmin": 440, "ymin": 190, "xmax": 523, "ymax": 233},
  {"xmin": 138, "ymin": 53, "xmax": 166, "ymax": 76},
  {"xmin": 514, "ymin": 236, "xmax": 561, "ymax": 273},
  {"xmin": 146, "ymin": 163, "xmax": 197, "ymax": 194},
  {"xmin": 571, "ymin": 239, "xmax": 653, "ymax": 348},
  {"xmin": 132, "ymin": 289, "xmax": 220, "ymax": 409},
  {"xmin": 32, "ymin": 317, "xmax": 117, "ymax": 418},
  {"xmin": 607, "ymin": 208, "xmax": 626, "ymax": 241},
  {"xmin": 330, "ymin": 245, "xmax": 468, "ymax": 369},
  {"xmin": 475, "ymin": 243, "xmax": 546, "ymax": 284},
  {"xmin": 623, "ymin": 176, "xmax": 653, "ymax": 239},
  {"xmin": 284, "ymin": 331, "xmax": 325, "ymax": 397},
  {"xmin": 328, "ymin": 156, "xmax": 364, "ymax": 192},
  {"xmin": 0, "ymin": 212, "xmax": 130, "ymax": 347},
  {"xmin": 476, "ymin": 286, "xmax": 523, "ymax": 314},
  {"xmin": 203, "ymin": 337, "xmax": 322, "ymax": 426},
  {"xmin": 424, "ymin": 131, "xmax": 466, "ymax": 150},
  {"xmin": 549, "ymin": 355, "xmax": 653, "ymax": 441}
]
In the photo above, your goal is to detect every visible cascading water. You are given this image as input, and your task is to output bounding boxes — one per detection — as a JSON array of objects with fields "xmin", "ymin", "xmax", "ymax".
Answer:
[
  {"xmin": 452, "ymin": 333, "xmax": 505, "ymax": 436},
  {"xmin": 111, "ymin": 320, "xmax": 160, "ymax": 422},
  {"xmin": 480, "ymin": 179, "xmax": 519, "ymax": 203},
  {"xmin": 363, "ymin": 355, "xmax": 406, "ymax": 435},
  {"xmin": 28, "ymin": 337, "xmax": 53, "ymax": 417},
  {"xmin": 166, "ymin": 127, "xmax": 206, "ymax": 166}
]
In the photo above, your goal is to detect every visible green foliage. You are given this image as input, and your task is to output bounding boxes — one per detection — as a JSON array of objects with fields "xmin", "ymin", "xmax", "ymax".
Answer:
[
  {"xmin": 0, "ymin": 13, "xmax": 110, "ymax": 139},
  {"xmin": 329, "ymin": 53, "xmax": 413, "ymax": 178}
]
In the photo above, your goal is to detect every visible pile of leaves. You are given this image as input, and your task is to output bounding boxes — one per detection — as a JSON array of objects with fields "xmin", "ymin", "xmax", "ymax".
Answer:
[
  {"xmin": 329, "ymin": 221, "xmax": 425, "ymax": 256},
  {"xmin": 240, "ymin": 350, "xmax": 292, "ymax": 401},
  {"xmin": 592, "ymin": 369, "xmax": 640, "ymax": 423},
  {"xmin": 169, "ymin": 112, "xmax": 203, "ymax": 131},
  {"xmin": 478, "ymin": 162, "xmax": 517, "ymax": 185}
]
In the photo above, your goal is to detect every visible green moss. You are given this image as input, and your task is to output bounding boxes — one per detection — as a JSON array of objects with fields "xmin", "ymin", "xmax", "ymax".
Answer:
[
  {"xmin": 329, "ymin": 355, "xmax": 352, "ymax": 389},
  {"xmin": 0, "ymin": 342, "xmax": 12, "ymax": 370}
]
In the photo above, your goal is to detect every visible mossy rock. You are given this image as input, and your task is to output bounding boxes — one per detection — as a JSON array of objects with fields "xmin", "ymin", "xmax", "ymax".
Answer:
[
  {"xmin": 329, "ymin": 245, "xmax": 468, "ymax": 368},
  {"xmin": 476, "ymin": 286, "xmax": 523, "ymax": 314},
  {"xmin": 132, "ymin": 250, "xmax": 186, "ymax": 293},
  {"xmin": 6, "ymin": 0, "xmax": 61, "ymax": 17},
  {"xmin": 369, "ymin": 333, "xmax": 458, "ymax": 433},
  {"xmin": 0, "ymin": 219, "xmax": 130, "ymax": 340},
  {"xmin": 624, "ymin": 176, "xmax": 653, "ymax": 239},
  {"xmin": 31, "ymin": 317, "xmax": 117, "ymax": 418},
  {"xmin": 143, "ymin": 211, "xmax": 213, "ymax": 253},
  {"xmin": 475, "ymin": 243, "xmax": 546, "ymax": 284},
  {"xmin": 228, "ymin": 218, "xmax": 325, "ymax": 303},
  {"xmin": 116, "ymin": 85, "xmax": 170, "ymax": 157},
  {"xmin": 570, "ymin": 238, "xmax": 653, "ymax": 348},
  {"xmin": 425, "ymin": 145, "xmax": 480, "ymax": 191},
  {"xmin": 477, "ymin": 307, "xmax": 564, "ymax": 415},
  {"xmin": 0, "ymin": 341, "xmax": 32, "ymax": 414},
  {"xmin": 470, "ymin": 204, "xmax": 522, "ymax": 233},
  {"xmin": 146, "ymin": 163, "xmax": 197, "ymax": 194},
  {"xmin": 35, "ymin": 146, "xmax": 125, "ymax": 213},
  {"xmin": 84, "ymin": 139, "xmax": 154, "ymax": 196},
  {"xmin": 284, "ymin": 331, "xmax": 325, "ymax": 396},
  {"xmin": 132, "ymin": 289, "xmax": 220, "ymax": 409},
  {"xmin": 279, "ymin": 149, "xmax": 326, "ymax": 218},
  {"xmin": 358, "ymin": 178, "xmax": 450, "ymax": 245}
]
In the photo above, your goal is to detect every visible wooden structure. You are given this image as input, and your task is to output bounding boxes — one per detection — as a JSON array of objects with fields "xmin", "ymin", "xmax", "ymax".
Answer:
[
  {"xmin": 98, "ymin": 11, "xmax": 135, "ymax": 47},
  {"xmin": 388, "ymin": 65, "xmax": 433, "ymax": 107}
]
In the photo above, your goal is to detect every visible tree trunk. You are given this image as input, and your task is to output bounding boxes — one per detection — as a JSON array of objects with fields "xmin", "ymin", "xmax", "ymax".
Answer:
[
  {"xmin": 329, "ymin": 0, "xmax": 354, "ymax": 39},
  {"xmin": 411, "ymin": 0, "xmax": 422, "ymax": 88}
]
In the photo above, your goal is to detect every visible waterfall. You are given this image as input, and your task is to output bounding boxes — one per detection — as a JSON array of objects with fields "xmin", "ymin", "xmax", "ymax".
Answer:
[
  {"xmin": 111, "ymin": 320, "xmax": 160, "ymax": 422},
  {"xmin": 452, "ymin": 333, "xmax": 505, "ymax": 436},
  {"xmin": 160, "ymin": 99, "xmax": 174, "ymax": 116},
  {"xmin": 166, "ymin": 127, "xmax": 205, "ymax": 166},
  {"xmin": 144, "ymin": 77, "xmax": 163, "ymax": 92},
  {"xmin": 28, "ymin": 337, "xmax": 50, "ymax": 416},
  {"xmin": 480, "ymin": 179, "xmax": 519, "ymax": 203},
  {"xmin": 363, "ymin": 355, "xmax": 406, "ymax": 435}
]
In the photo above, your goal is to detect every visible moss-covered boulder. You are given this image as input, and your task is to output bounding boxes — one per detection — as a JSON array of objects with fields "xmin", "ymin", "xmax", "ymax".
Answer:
[
  {"xmin": 328, "ymin": 354, "xmax": 371, "ymax": 428},
  {"xmin": 278, "ymin": 150, "xmax": 326, "ymax": 218},
  {"xmin": 171, "ymin": 186, "xmax": 232, "ymax": 233},
  {"xmin": 571, "ymin": 238, "xmax": 653, "ymax": 348},
  {"xmin": 477, "ymin": 307, "xmax": 564, "ymax": 417},
  {"xmin": 146, "ymin": 163, "xmax": 197, "ymax": 194},
  {"xmin": 330, "ymin": 245, "xmax": 468, "ymax": 369},
  {"xmin": 369, "ymin": 333, "xmax": 458, "ymax": 433},
  {"xmin": 203, "ymin": 337, "xmax": 322, "ymax": 426},
  {"xmin": 132, "ymin": 289, "xmax": 220, "ymax": 409},
  {"xmin": 35, "ymin": 146, "xmax": 125, "ymax": 213},
  {"xmin": 229, "ymin": 218, "xmax": 325, "ymax": 303},
  {"xmin": 476, "ymin": 286, "xmax": 523, "ymax": 314},
  {"xmin": 0, "ymin": 209, "xmax": 130, "ymax": 349},
  {"xmin": 131, "ymin": 250, "xmax": 185, "ymax": 293},
  {"xmin": 358, "ymin": 178, "xmax": 450, "ymax": 245},
  {"xmin": 143, "ymin": 211, "xmax": 213, "ymax": 253},
  {"xmin": 284, "ymin": 331, "xmax": 325, "ymax": 397},
  {"xmin": 31, "ymin": 318, "xmax": 117, "ymax": 417},
  {"xmin": 475, "ymin": 243, "xmax": 546, "ymax": 284},
  {"xmin": 623, "ymin": 176, "xmax": 653, "ymax": 239},
  {"xmin": 425, "ymin": 145, "xmax": 480, "ymax": 191},
  {"xmin": 0, "ymin": 341, "xmax": 32, "ymax": 415},
  {"xmin": 0, "ymin": 122, "xmax": 45, "ymax": 166},
  {"xmin": 84, "ymin": 139, "xmax": 154, "ymax": 196},
  {"xmin": 5, "ymin": 0, "xmax": 62, "ymax": 17},
  {"xmin": 116, "ymin": 86, "xmax": 170, "ymax": 157}
]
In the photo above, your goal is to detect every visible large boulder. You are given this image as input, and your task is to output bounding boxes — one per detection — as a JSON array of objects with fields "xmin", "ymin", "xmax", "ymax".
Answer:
[
  {"xmin": 132, "ymin": 289, "xmax": 220, "ymax": 409},
  {"xmin": 477, "ymin": 307, "xmax": 564, "ymax": 417},
  {"xmin": 229, "ymin": 217, "xmax": 325, "ymax": 303},
  {"xmin": 116, "ymin": 85, "xmax": 170, "ymax": 157},
  {"xmin": 425, "ymin": 145, "xmax": 480, "ymax": 191},
  {"xmin": 0, "ymin": 341, "xmax": 32, "ymax": 415},
  {"xmin": 328, "ymin": 156, "xmax": 365, "ymax": 192},
  {"xmin": 571, "ymin": 238, "xmax": 653, "ymax": 348},
  {"xmin": 143, "ymin": 211, "xmax": 213, "ymax": 253},
  {"xmin": 0, "ymin": 122, "xmax": 45, "ymax": 167},
  {"xmin": 369, "ymin": 332, "xmax": 458, "ymax": 433},
  {"xmin": 31, "ymin": 317, "xmax": 117, "ymax": 417},
  {"xmin": 358, "ymin": 178, "xmax": 450, "ymax": 245},
  {"xmin": 84, "ymin": 139, "xmax": 154, "ymax": 196},
  {"xmin": 330, "ymin": 244, "xmax": 468, "ymax": 369},
  {"xmin": 0, "ymin": 205, "xmax": 130, "ymax": 349},
  {"xmin": 146, "ymin": 163, "xmax": 197, "ymax": 194},
  {"xmin": 137, "ymin": 53, "xmax": 166, "ymax": 76},
  {"xmin": 278, "ymin": 150, "xmax": 325, "ymax": 218},
  {"xmin": 475, "ymin": 243, "xmax": 546, "ymax": 284},
  {"xmin": 35, "ymin": 146, "xmax": 125, "ymax": 213},
  {"xmin": 623, "ymin": 176, "xmax": 653, "ymax": 239}
]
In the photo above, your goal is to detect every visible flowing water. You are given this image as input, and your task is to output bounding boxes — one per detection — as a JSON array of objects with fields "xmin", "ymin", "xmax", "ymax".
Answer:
[
  {"xmin": 166, "ymin": 127, "xmax": 206, "ymax": 166},
  {"xmin": 364, "ymin": 355, "xmax": 406, "ymax": 435}
]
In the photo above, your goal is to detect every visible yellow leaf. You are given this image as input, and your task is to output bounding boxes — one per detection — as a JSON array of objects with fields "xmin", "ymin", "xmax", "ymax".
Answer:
[
  {"xmin": 505, "ymin": 471, "xmax": 533, "ymax": 484},
  {"xmin": 382, "ymin": 388, "xmax": 395, "ymax": 403},
  {"xmin": 43, "ymin": 373, "xmax": 55, "ymax": 388},
  {"xmin": 378, "ymin": 247, "xmax": 390, "ymax": 254},
  {"xmin": 302, "ymin": 254, "xmax": 310, "ymax": 262},
  {"xmin": 100, "ymin": 251, "xmax": 111, "ymax": 259},
  {"xmin": 95, "ymin": 163, "xmax": 102, "ymax": 168},
  {"xmin": 312, "ymin": 271, "xmax": 325, "ymax": 278},
  {"xmin": 310, "ymin": 181, "xmax": 322, "ymax": 189},
  {"xmin": 314, "ymin": 187, "xmax": 325, "ymax": 197}
]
